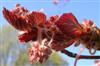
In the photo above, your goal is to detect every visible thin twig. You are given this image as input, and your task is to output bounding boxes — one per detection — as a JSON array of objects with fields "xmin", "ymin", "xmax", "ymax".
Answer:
[
  {"xmin": 74, "ymin": 48, "xmax": 84, "ymax": 66},
  {"xmin": 61, "ymin": 49, "xmax": 100, "ymax": 59}
]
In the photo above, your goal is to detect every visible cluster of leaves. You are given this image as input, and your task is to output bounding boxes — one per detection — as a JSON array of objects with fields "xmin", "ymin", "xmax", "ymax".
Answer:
[
  {"xmin": 2, "ymin": 3, "xmax": 100, "ymax": 66},
  {"xmin": 2, "ymin": 4, "xmax": 82, "ymax": 63}
]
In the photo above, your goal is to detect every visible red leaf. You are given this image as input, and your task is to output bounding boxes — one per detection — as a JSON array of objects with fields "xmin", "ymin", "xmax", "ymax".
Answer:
[
  {"xmin": 2, "ymin": 7, "xmax": 32, "ymax": 31},
  {"xmin": 55, "ymin": 13, "xmax": 83, "ymax": 38},
  {"xmin": 27, "ymin": 11, "xmax": 46, "ymax": 26},
  {"xmin": 18, "ymin": 29, "xmax": 37, "ymax": 42}
]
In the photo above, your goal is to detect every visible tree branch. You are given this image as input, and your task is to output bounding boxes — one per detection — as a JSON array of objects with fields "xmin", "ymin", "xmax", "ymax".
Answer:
[{"xmin": 61, "ymin": 49, "xmax": 100, "ymax": 59}]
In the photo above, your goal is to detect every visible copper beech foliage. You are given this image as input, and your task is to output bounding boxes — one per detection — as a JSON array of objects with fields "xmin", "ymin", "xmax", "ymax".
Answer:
[{"xmin": 2, "ymin": 4, "xmax": 100, "ymax": 64}]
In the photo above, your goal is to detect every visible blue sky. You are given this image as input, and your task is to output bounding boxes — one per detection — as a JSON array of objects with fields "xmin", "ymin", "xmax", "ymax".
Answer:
[{"xmin": 0, "ymin": 0, "xmax": 100, "ymax": 66}]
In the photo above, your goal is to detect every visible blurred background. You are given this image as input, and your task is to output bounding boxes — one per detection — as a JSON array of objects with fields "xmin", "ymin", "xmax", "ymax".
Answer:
[{"xmin": 0, "ymin": 0, "xmax": 100, "ymax": 66}]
